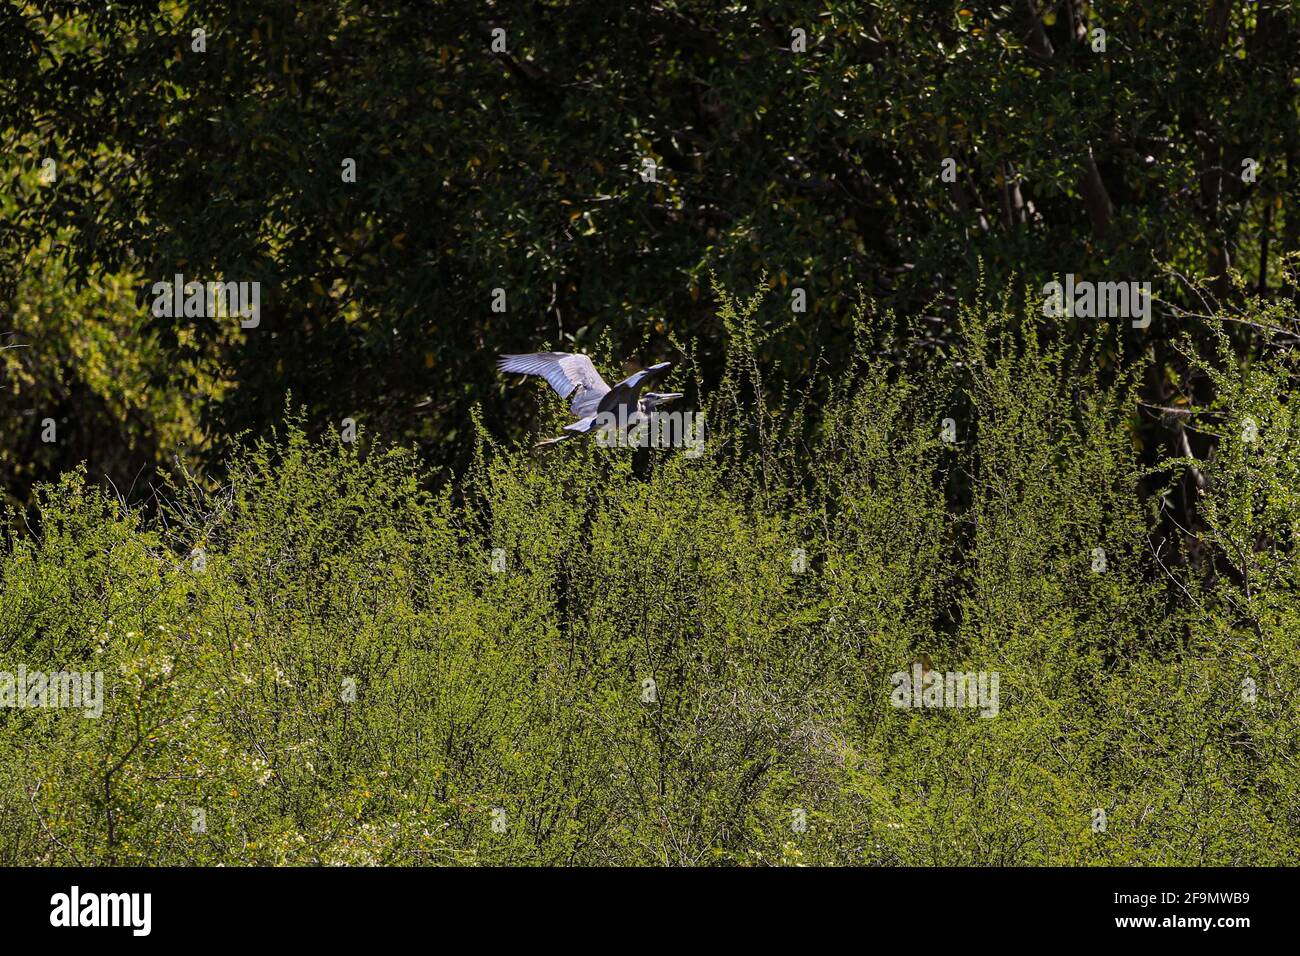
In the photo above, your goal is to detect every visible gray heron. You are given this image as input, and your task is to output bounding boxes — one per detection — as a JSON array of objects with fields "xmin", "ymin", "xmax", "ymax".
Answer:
[{"xmin": 497, "ymin": 352, "xmax": 682, "ymax": 448}]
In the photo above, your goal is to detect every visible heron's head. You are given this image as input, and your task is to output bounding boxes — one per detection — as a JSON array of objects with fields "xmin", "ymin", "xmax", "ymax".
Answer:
[{"xmin": 641, "ymin": 391, "xmax": 684, "ymax": 411}]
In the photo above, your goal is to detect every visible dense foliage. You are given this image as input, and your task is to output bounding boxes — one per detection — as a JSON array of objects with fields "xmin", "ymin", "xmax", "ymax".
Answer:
[
  {"xmin": 2, "ymin": 0, "xmax": 1298, "ymax": 867},
  {"xmin": 3, "ymin": 1, "xmax": 1299, "ymax": 497},
  {"xmin": 2, "ymin": 292, "xmax": 1297, "ymax": 865}
]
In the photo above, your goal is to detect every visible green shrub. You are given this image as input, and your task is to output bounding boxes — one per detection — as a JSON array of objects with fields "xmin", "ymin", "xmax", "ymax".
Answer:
[{"xmin": 2, "ymin": 290, "xmax": 1297, "ymax": 865}]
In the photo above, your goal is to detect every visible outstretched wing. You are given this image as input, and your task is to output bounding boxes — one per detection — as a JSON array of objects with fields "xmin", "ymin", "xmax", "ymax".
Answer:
[
  {"xmin": 598, "ymin": 364, "xmax": 671, "ymax": 416},
  {"xmin": 497, "ymin": 352, "xmax": 610, "ymax": 418}
]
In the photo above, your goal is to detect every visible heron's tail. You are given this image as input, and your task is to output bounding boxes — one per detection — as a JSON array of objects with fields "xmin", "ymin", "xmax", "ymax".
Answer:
[
  {"xmin": 533, "ymin": 435, "xmax": 571, "ymax": 451},
  {"xmin": 533, "ymin": 415, "xmax": 599, "ymax": 452}
]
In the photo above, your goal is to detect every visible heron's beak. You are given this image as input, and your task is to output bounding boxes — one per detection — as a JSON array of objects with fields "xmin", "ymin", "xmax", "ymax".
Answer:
[
  {"xmin": 658, "ymin": 392, "xmax": 684, "ymax": 403},
  {"xmin": 647, "ymin": 361, "xmax": 673, "ymax": 374}
]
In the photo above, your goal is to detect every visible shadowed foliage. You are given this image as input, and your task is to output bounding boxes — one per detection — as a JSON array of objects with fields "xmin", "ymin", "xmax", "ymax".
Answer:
[{"xmin": 3, "ymin": 1, "xmax": 1300, "ymax": 501}]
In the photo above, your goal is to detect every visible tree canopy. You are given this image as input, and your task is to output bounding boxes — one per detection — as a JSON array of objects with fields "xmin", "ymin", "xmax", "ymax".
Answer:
[{"xmin": 3, "ymin": 1, "xmax": 1298, "ymax": 500}]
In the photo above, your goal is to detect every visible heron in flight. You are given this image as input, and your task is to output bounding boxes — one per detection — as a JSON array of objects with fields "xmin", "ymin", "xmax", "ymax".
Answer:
[{"xmin": 497, "ymin": 352, "xmax": 681, "ymax": 448}]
